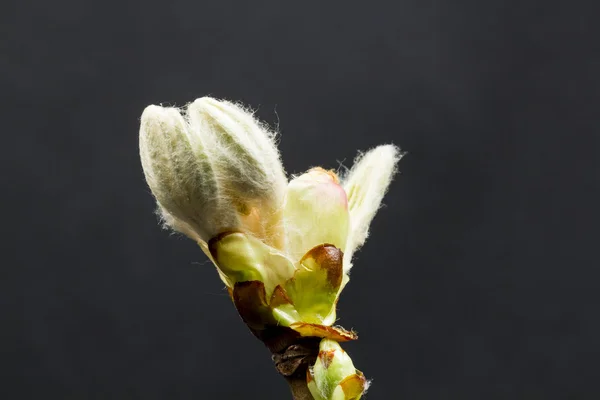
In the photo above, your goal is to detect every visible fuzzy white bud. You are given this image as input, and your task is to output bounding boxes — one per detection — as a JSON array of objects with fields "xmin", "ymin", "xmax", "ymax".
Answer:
[
  {"xmin": 342, "ymin": 145, "xmax": 402, "ymax": 271},
  {"xmin": 139, "ymin": 105, "xmax": 235, "ymax": 242},
  {"xmin": 139, "ymin": 98, "xmax": 288, "ymax": 246}
]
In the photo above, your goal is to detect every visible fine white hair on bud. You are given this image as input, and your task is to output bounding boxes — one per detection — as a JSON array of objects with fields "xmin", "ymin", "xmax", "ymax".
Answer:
[
  {"xmin": 139, "ymin": 105, "xmax": 238, "ymax": 242},
  {"xmin": 139, "ymin": 98, "xmax": 288, "ymax": 246},
  {"xmin": 342, "ymin": 145, "xmax": 402, "ymax": 272},
  {"xmin": 186, "ymin": 97, "xmax": 288, "ymax": 248}
]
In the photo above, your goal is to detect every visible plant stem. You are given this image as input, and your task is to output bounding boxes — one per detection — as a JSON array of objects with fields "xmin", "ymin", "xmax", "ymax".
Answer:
[
  {"xmin": 285, "ymin": 373, "xmax": 314, "ymax": 400},
  {"xmin": 256, "ymin": 327, "xmax": 319, "ymax": 400}
]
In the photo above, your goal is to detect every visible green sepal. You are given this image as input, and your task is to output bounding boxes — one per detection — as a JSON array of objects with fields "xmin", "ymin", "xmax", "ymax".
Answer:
[
  {"xmin": 208, "ymin": 232, "xmax": 296, "ymax": 298},
  {"xmin": 209, "ymin": 234, "xmax": 356, "ymax": 338},
  {"xmin": 281, "ymin": 244, "xmax": 344, "ymax": 324},
  {"xmin": 269, "ymin": 285, "xmax": 301, "ymax": 326}
]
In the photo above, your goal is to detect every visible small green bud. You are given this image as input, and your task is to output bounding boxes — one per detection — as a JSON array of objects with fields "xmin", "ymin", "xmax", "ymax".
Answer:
[{"xmin": 308, "ymin": 339, "xmax": 368, "ymax": 400}]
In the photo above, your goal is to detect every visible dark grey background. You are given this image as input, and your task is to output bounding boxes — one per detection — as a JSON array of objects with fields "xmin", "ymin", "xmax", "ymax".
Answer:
[{"xmin": 3, "ymin": 0, "xmax": 599, "ymax": 398}]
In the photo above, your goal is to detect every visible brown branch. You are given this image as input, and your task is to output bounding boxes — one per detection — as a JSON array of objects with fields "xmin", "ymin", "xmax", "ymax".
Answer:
[
  {"xmin": 255, "ymin": 327, "xmax": 320, "ymax": 400},
  {"xmin": 229, "ymin": 282, "xmax": 322, "ymax": 399}
]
